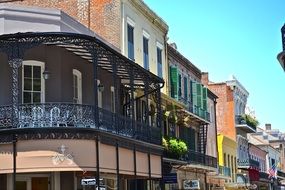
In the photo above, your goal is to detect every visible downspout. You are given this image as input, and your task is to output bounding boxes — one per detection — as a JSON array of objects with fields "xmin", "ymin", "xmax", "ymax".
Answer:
[
  {"xmin": 161, "ymin": 27, "xmax": 168, "ymax": 190},
  {"xmin": 214, "ymin": 99, "xmax": 219, "ymax": 170}
]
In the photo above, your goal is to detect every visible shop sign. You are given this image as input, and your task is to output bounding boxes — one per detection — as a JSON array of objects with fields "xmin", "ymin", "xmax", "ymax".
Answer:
[
  {"xmin": 163, "ymin": 173, "xmax": 177, "ymax": 184},
  {"xmin": 81, "ymin": 178, "xmax": 96, "ymax": 186},
  {"xmin": 183, "ymin": 179, "xmax": 200, "ymax": 189}
]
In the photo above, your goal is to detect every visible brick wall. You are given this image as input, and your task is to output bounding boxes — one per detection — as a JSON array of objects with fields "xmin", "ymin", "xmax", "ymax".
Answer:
[
  {"xmin": 12, "ymin": 0, "xmax": 121, "ymax": 49},
  {"xmin": 208, "ymin": 83, "xmax": 236, "ymax": 141}
]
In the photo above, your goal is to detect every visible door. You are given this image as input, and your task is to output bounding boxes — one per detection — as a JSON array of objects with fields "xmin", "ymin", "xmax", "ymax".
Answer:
[{"xmin": 32, "ymin": 177, "xmax": 48, "ymax": 190}]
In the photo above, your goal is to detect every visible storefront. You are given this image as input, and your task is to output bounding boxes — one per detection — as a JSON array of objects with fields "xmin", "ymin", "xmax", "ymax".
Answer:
[{"xmin": 0, "ymin": 138, "xmax": 162, "ymax": 190}]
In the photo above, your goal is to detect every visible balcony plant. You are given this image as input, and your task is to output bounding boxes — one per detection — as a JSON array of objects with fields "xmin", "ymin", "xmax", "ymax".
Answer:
[
  {"xmin": 162, "ymin": 136, "xmax": 188, "ymax": 159},
  {"xmin": 241, "ymin": 114, "xmax": 259, "ymax": 128}
]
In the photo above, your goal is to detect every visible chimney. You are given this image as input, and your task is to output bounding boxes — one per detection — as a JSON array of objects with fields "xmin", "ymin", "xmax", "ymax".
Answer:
[
  {"xmin": 265, "ymin": 123, "xmax": 271, "ymax": 131},
  {"xmin": 201, "ymin": 72, "xmax": 209, "ymax": 86}
]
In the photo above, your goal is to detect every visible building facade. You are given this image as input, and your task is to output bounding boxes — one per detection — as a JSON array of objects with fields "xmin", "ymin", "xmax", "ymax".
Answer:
[
  {"xmin": 162, "ymin": 44, "xmax": 218, "ymax": 190},
  {"xmin": 0, "ymin": 5, "xmax": 164, "ymax": 190}
]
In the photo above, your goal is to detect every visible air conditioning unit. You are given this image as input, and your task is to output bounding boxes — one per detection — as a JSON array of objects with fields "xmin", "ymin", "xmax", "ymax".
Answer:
[{"xmin": 183, "ymin": 179, "xmax": 200, "ymax": 189}]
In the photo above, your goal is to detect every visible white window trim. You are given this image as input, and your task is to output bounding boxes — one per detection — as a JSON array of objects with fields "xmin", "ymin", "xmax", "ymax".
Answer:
[
  {"xmin": 22, "ymin": 60, "xmax": 45, "ymax": 103},
  {"xmin": 143, "ymin": 29, "xmax": 150, "ymax": 39},
  {"xmin": 126, "ymin": 16, "xmax": 135, "ymax": 27},
  {"xmin": 156, "ymin": 41, "xmax": 164, "ymax": 50},
  {"xmin": 72, "ymin": 69, "xmax": 82, "ymax": 104}
]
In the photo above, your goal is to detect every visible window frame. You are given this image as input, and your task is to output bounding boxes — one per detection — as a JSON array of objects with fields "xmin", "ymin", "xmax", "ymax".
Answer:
[
  {"xmin": 127, "ymin": 17, "xmax": 135, "ymax": 61},
  {"xmin": 156, "ymin": 46, "xmax": 163, "ymax": 78},
  {"xmin": 72, "ymin": 69, "xmax": 82, "ymax": 104},
  {"xmin": 22, "ymin": 60, "xmax": 45, "ymax": 104},
  {"xmin": 142, "ymin": 31, "xmax": 149, "ymax": 70}
]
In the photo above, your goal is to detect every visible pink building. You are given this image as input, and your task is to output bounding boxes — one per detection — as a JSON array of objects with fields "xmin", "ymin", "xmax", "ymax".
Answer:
[{"xmin": 248, "ymin": 143, "xmax": 269, "ymax": 190}]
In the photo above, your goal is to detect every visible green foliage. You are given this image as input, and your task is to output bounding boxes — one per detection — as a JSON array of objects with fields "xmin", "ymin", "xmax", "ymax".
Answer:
[
  {"xmin": 242, "ymin": 114, "xmax": 259, "ymax": 128},
  {"xmin": 162, "ymin": 136, "xmax": 188, "ymax": 159}
]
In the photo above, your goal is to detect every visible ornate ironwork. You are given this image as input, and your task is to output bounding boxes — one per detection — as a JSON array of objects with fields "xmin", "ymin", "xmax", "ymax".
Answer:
[
  {"xmin": 0, "ymin": 103, "xmax": 161, "ymax": 145},
  {"xmin": 182, "ymin": 150, "xmax": 217, "ymax": 168},
  {"xmin": 8, "ymin": 58, "xmax": 23, "ymax": 129}
]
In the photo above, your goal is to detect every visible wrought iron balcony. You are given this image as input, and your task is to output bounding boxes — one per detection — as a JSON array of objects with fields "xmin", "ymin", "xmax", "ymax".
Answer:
[
  {"xmin": 0, "ymin": 103, "xmax": 161, "ymax": 145},
  {"xmin": 237, "ymin": 158, "xmax": 259, "ymax": 169},
  {"xmin": 259, "ymin": 172, "xmax": 269, "ymax": 179},
  {"xmin": 181, "ymin": 150, "xmax": 217, "ymax": 168},
  {"xmin": 235, "ymin": 115, "xmax": 256, "ymax": 133},
  {"xmin": 219, "ymin": 165, "xmax": 231, "ymax": 177},
  {"xmin": 181, "ymin": 99, "xmax": 210, "ymax": 122}
]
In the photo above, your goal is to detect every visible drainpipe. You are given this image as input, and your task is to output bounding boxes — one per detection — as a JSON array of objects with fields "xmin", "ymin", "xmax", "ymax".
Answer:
[{"xmin": 214, "ymin": 99, "xmax": 219, "ymax": 168}]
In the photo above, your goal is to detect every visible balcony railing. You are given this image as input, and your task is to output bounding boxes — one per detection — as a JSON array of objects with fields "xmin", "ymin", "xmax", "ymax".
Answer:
[
  {"xmin": 235, "ymin": 115, "xmax": 256, "ymax": 132},
  {"xmin": 178, "ymin": 97, "xmax": 210, "ymax": 122},
  {"xmin": 181, "ymin": 150, "xmax": 217, "ymax": 168},
  {"xmin": 237, "ymin": 158, "xmax": 260, "ymax": 169},
  {"xmin": 219, "ymin": 165, "xmax": 231, "ymax": 177},
  {"xmin": 0, "ymin": 103, "xmax": 161, "ymax": 145},
  {"xmin": 259, "ymin": 172, "xmax": 269, "ymax": 179}
]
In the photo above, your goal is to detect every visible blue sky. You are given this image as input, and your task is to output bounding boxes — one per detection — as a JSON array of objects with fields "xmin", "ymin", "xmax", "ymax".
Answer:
[{"xmin": 144, "ymin": 0, "xmax": 285, "ymax": 130}]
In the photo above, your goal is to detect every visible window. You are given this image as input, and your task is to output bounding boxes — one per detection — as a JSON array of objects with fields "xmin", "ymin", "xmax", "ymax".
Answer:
[
  {"xmin": 224, "ymin": 153, "xmax": 227, "ymax": 166},
  {"xmin": 183, "ymin": 76, "xmax": 188, "ymax": 102},
  {"xmin": 22, "ymin": 61, "xmax": 44, "ymax": 103},
  {"xmin": 127, "ymin": 24, "xmax": 134, "ymax": 61},
  {"xmin": 143, "ymin": 36, "xmax": 149, "ymax": 70},
  {"xmin": 157, "ymin": 47, "xmax": 163, "ymax": 78},
  {"xmin": 73, "ymin": 69, "xmax": 82, "ymax": 104}
]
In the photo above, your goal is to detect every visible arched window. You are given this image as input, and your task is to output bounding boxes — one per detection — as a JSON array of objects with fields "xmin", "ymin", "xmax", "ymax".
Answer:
[
  {"xmin": 73, "ymin": 69, "xmax": 82, "ymax": 104},
  {"xmin": 22, "ymin": 60, "xmax": 45, "ymax": 103}
]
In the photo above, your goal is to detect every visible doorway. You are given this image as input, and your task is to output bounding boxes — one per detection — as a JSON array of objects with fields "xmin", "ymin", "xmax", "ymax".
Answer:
[{"xmin": 16, "ymin": 175, "xmax": 50, "ymax": 190}]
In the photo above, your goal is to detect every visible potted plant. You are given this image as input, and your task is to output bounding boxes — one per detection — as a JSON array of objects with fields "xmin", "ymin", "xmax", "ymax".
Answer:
[{"xmin": 162, "ymin": 136, "xmax": 188, "ymax": 159}]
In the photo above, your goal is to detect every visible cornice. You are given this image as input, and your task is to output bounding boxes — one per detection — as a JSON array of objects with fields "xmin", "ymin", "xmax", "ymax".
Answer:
[
  {"xmin": 168, "ymin": 44, "xmax": 202, "ymax": 79},
  {"xmin": 128, "ymin": 0, "xmax": 168, "ymax": 34}
]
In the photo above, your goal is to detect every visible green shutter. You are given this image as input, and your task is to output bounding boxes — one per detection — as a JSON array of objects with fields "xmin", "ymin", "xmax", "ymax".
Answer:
[
  {"xmin": 191, "ymin": 81, "xmax": 197, "ymax": 106},
  {"xmin": 202, "ymin": 87, "xmax": 208, "ymax": 111},
  {"xmin": 196, "ymin": 83, "xmax": 202, "ymax": 108},
  {"xmin": 170, "ymin": 67, "xmax": 178, "ymax": 99}
]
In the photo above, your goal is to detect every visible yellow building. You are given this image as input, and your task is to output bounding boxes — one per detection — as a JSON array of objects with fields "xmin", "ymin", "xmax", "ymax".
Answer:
[{"xmin": 218, "ymin": 134, "xmax": 237, "ymax": 184}]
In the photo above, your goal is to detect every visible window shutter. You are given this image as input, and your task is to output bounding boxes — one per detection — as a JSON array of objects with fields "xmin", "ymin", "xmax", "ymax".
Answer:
[
  {"xmin": 196, "ymin": 83, "xmax": 202, "ymax": 108},
  {"xmin": 191, "ymin": 81, "xmax": 197, "ymax": 106},
  {"xmin": 170, "ymin": 67, "xmax": 178, "ymax": 99},
  {"xmin": 202, "ymin": 87, "xmax": 208, "ymax": 111}
]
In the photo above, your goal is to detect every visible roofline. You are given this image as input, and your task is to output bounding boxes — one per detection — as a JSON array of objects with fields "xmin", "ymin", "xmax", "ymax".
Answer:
[
  {"xmin": 168, "ymin": 44, "xmax": 202, "ymax": 79},
  {"xmin": 129, "ymin": 0, "xmax": 169, "ymax": 33}
]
